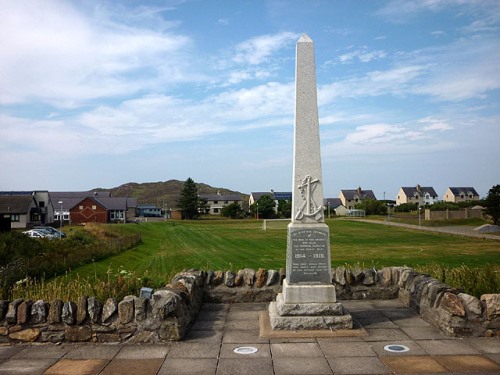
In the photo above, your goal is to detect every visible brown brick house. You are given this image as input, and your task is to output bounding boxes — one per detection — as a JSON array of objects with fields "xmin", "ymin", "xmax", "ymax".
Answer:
[{"xmin": 70, "ymin": 197, "xmax": 108, "ymax": 225}]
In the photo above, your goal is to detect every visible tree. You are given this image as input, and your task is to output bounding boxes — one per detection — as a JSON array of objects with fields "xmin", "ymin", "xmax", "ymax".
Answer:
[
  {"xmin": 277, "ymin": 200, "xmax": 291, "ymax": 218},
  {"xmin": 221, "ymin": 202, "xmax": 245, "ymax": 219},
  {"xmin": 355, "ymin": 199, "xmax": 387, "ymax": 215},
  {"xmin": 484, "ymin": 184, "xmax": 500, "ymax": 225},
  {"xmin": 394, "ymin": 203, "xmax": 418, "ymax": 213},
  {"xmin": 177, "ymin": 177, "xmax": 202, "ymax": 220},
  {"xmin": 249, "ymin": 194, "xmax": 276, "ymax": 219}
]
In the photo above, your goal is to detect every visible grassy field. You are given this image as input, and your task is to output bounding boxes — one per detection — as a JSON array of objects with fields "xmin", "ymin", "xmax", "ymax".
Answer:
[{"xmin": 61, "ymin": 219, "xmax": 499, "ymax": 281}]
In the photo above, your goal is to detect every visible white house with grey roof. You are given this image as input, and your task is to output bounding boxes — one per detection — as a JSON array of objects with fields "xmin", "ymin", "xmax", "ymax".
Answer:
[
  {"xmin": 248, "ymin": 191, "xmax": 292, "ymax": 214},
  {"xmin": 338, "ymin": 187, "xmax": 377, "ymax": 210},
  {"xmin": 396, "ymin": 185, "xmax": 438, "ymax": 206},
  {"xmin": 443, "ymin": 187, "xmax": 480, "ymax": 203},
  {"xmin": 199, "ymin": 193, "xmax": 242, "ymax": 215}
]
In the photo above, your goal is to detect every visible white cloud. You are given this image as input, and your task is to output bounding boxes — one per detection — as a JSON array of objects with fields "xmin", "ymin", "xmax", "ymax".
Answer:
[
  {"xmin": 338, "ymin": 47, "xmax": 387, "ymax": 63},
  {"xmin": 0, "ymin": 1, "xmax": 192, "ymax": 107},
  {"xmin": 318, "ymin": 65, "xmax": 426, "ymax": 104},
  {"xmin": 232, "ymin": 32, "xmax": 298, "ymax": 65},
  {"xmin": 412, "ymin": 38, "xmax": 500, "ymax": 101},
  {"xmin": 419, "ymin": 117, "xmax": 452, "ymax": 131}
]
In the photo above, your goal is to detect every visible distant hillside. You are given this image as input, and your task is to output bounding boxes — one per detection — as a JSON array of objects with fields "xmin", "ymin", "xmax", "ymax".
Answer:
[{"xmin": 94, "ymin": 179, "xmax": 249, "ymax": 209}]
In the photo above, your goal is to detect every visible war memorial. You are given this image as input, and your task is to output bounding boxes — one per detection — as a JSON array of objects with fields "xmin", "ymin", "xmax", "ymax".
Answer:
[
  {"xmin": 0, "ymin": 35, "xmax": 499, "ymax": 374},
  {"xmin": 267, "ymin": 34, "xmax": 353, "ymax": 332}
]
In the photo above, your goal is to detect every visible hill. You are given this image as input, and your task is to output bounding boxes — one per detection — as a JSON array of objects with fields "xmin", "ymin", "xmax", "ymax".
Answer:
[{"xmin": 95, "ymin": 179, "xmax": 249, "ymax": 209}]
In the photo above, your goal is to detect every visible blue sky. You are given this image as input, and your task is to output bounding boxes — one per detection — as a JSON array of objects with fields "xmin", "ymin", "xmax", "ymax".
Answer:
[{"xmin": 1, "ymin": 0, "xmax": 499, "ymax": 201}]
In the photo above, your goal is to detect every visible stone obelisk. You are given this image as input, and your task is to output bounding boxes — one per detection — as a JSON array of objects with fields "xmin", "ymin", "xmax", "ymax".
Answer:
[{"xmin": 268, "ymin": 34, "xmax": 352, "ymax": 331}]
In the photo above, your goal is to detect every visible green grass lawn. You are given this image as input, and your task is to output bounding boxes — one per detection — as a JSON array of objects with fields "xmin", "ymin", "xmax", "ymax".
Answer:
[{"xmin": 64, "ymin": 219, "xmax": 500, "ymax": 281}]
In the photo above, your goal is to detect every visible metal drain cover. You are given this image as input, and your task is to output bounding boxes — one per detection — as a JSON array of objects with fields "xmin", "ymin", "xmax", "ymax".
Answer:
[
  {"xmin": 384, "ymin": 344, "xmax": 410, "ymax": 353},
  {"xmin": 233, "ymin": 346, "xmax": 258, "ymax": 355}
]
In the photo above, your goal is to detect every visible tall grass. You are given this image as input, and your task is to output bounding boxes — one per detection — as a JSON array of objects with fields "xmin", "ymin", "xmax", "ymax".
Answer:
[
  {"xmin": 414, "ymin": 263, "xmax": 500, "ymax": 298},
  {"xmin": 10, "ymin": 266, "xmax": 171, "ymax": 302}
]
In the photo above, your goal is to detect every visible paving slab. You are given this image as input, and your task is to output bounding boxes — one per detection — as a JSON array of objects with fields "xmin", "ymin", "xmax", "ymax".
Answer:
[
  {"xmin": 190, "ymin": 319, "xmax": 225, "ymax": 331},
  {"xmin": 226, "ymin": 309, "xmax": 262, "ymax": 321},
  {"xmin": 327, "ymin": 356, "xmax": 391, "ymax": 374},
  {"xmin": 11, "ymin": 344, "xmax": 70, "ymax": 359},
  {"xmin": 158, "ymin": 358, "xmax": 217, "ymax": 375},
  {"xmin": 182, "ymin": 329, "xmax": 223, "ymax": 343},
  {"xmin": 466, "ymin": 337, "xmax": 500, "ymax": 354},
  {"xmin": 341, "ymin": 300, "xmax": 375, "ymax": 311},
  {"xmin": 381, "ymin": 355, "xmax": 448, "ymax": 373},
  {"xmin": 217, "ymin": 357, "xmax": 274, "ymax": 375},
  {"xmin": 200, "ymin": 303, "xmax": 230, "ymax": 312},
  {"xmin": 273, "ymin": 356, "xmax": 333, "ymax": 375},
  {"xmin": 224, "ymin": 319, "xmax": 260, "ymax": 331},
  {"xmin": 167, "ymin": 342, "xmax": 220, "ymax": 358},
  {"xmin": 371, "ymin": 299, "xmax": 409, "ymax": 309},
  {"xmin": 0, "ymin": 345, "xmax": 27, "ymax": 358},
  {"xmin": 356, "ymin": 317, "xmax": 399, "ymax": 329},
  {"xmin": 318, "ymin": 340, "xmax": 377, "ymax": 357},
  {"xmin": 270, "ymin": 337, "xmax": 318, "ymax": 343},
  {"xmin": 220, "ymin": 343, "xmax": 270, "ymax": 358},
  {"xmin": 227, "ymin": 303, "xmax": 267, "ymax": 312},
  {"xmin": 100, "ymin": 358, "xmax": 164, "ymax": 375},
  {"xmin": 434, "ymin": 355, "xmax": 500, "ymax": 373},
  {"xmin": 196, "ymin": 310, "xmax": 227, "ymax": 321},
  {"xmin": 417, "ymin": 338, "xmax": 481, "ymax": 355},
  {"xmin": 0, "ymin": 358, "xmax": 57, "ymax": 375},
  {"xmin": 223, "ymin": 328, "xmax": 269, "ymax": 344},
  {"xmin": 271, "ymin": 342, "xmax": 324, "ymax": 358},
  {"xmin": 114, "ymin": 344, "xmax": 170, "ymax": 359},
  {"xmin": 363, "ymin": 328, "xmax": 412, "ymax": 342},
  {"xmin": 400, "ymin": 325, "xmax": 447, "ymax": 340},
  {"xmin": 43, "ymin": 359, "xmax": 108, "ymax": 375},
  {"xmin": 63, "ymin": 344, "xmax": 122, "ymax": 359},
  {"xmin": 487, "ymin": 353, "xmax": 500, "ymax": 364}
]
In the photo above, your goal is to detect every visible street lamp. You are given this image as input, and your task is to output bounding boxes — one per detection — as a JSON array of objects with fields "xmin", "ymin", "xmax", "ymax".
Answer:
[
  {"xmin": 256, "ymin": 202, "xmax": 259, "ymax": 220},
  {"xmin": 58, "ymin": 201, "xmax": 63, "ymax": 239},
  {"xmin": 327, "ymin": 201, "xmax": 331, "ymax": 219}
]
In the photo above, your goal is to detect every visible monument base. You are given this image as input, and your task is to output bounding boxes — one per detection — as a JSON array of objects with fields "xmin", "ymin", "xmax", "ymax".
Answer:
[
  {"xmin": 282, "ymin": 279, "xmax": 336, "ymax": 304},
  {"xmin": 268, "ymin": 298, "xmax": 353, "ymax": 331},
  {"xmin": 268, "ymin": 281, "xmax": 353, "ymax": 331}
]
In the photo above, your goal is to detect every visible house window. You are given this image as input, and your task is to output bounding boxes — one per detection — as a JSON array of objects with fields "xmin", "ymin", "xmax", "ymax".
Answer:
[
  {"xmin": 213, "ymin": 201, "xmax": 218, "ymax": 204},
  {"xmin": 10, "ymin": 214, "xmax": 20, "ymax": 222},
  {"xmin": 39, "ymin": 201, "xmax": 45, "ymax": 208},
  {"xmin": 63, "ymin": 213, "xmax": 69, "ymax": 220},
  {"xmin": 225, "ymin": 201, "xmax": 228, "ymax": 204},
  {"xmin": 213, "ymin": 208, "xmax": 219, "ymax": 213},
  {"xmin": 92, "ymin": 205, "xmax": 97, "ymax": 210},
  {"xmin": 79, "ymin": 205, "xmax": 83, "ymax": 210}
]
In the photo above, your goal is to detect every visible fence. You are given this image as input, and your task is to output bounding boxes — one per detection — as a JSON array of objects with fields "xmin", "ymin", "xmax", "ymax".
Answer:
[{"xmin": 425, "ymin": 208, "xmax": 483, "ymax": 221}]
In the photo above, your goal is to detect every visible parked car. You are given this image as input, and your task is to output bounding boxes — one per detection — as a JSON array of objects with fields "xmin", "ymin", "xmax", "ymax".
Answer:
[
  {"xmin": 22, "ymin": 229, "xmax": 52, "ymax": 239},
  {"xmin": 34, "ymin": 226, "xmax": 66, "ymax": 238}
]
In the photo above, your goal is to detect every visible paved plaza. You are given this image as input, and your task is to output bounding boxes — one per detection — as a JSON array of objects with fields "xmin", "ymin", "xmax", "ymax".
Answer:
[{"xmin": 0, "ymin": 300, "xmax": 499, "ymax": 374}]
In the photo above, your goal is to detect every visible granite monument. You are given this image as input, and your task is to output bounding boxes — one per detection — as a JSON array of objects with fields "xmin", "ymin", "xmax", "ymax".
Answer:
[{"xmin": 268, "ymin": 34, "xmax": 353, "ymax": 330}]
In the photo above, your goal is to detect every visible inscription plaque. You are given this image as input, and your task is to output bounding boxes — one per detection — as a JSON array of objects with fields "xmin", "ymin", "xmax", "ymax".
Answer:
[{"xmin": 286, "ymin": 225, "xmax": 331, "ymax": 284}]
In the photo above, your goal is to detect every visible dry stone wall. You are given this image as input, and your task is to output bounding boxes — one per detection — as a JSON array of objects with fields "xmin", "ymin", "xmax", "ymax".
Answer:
[{"xmin": 1, "ymin": 267, "xmax": 499, "ymax": 343}]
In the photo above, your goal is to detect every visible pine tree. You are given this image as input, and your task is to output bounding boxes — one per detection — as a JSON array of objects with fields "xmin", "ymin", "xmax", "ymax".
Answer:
[{"xmin": 178, "ymin": 177, "xmax": 201, "ymax": 220}]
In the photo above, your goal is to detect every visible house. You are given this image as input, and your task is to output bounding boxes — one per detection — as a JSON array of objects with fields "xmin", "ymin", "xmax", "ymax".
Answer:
[
  {"xmin": 396, "ymin": 185, "xmax": 438, "ymax": 206},
  {"xmin": 248, "ymin": 191, "xmax": 292, "ymax": 214},
  {"xmin": 324, "ymin": 198, "xmax": 347, "ymax": 216},
  {"xmin": 443, "ymin": 187, "xmax": 480, "ymax": 203},
  {"xmin": 50, "ymin": 191, "xmax": 137, "ymax": 224},
  {"xmin": 199, "ymin": 193, "xmax": 242, "ymax": 215},
  {"xmin": 0, "ymin": 191, "xmax": 55, "ymax": 229},
  {"xmin": 338, "ymin": 187, "xmax": 377, "ymax": 210}
]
